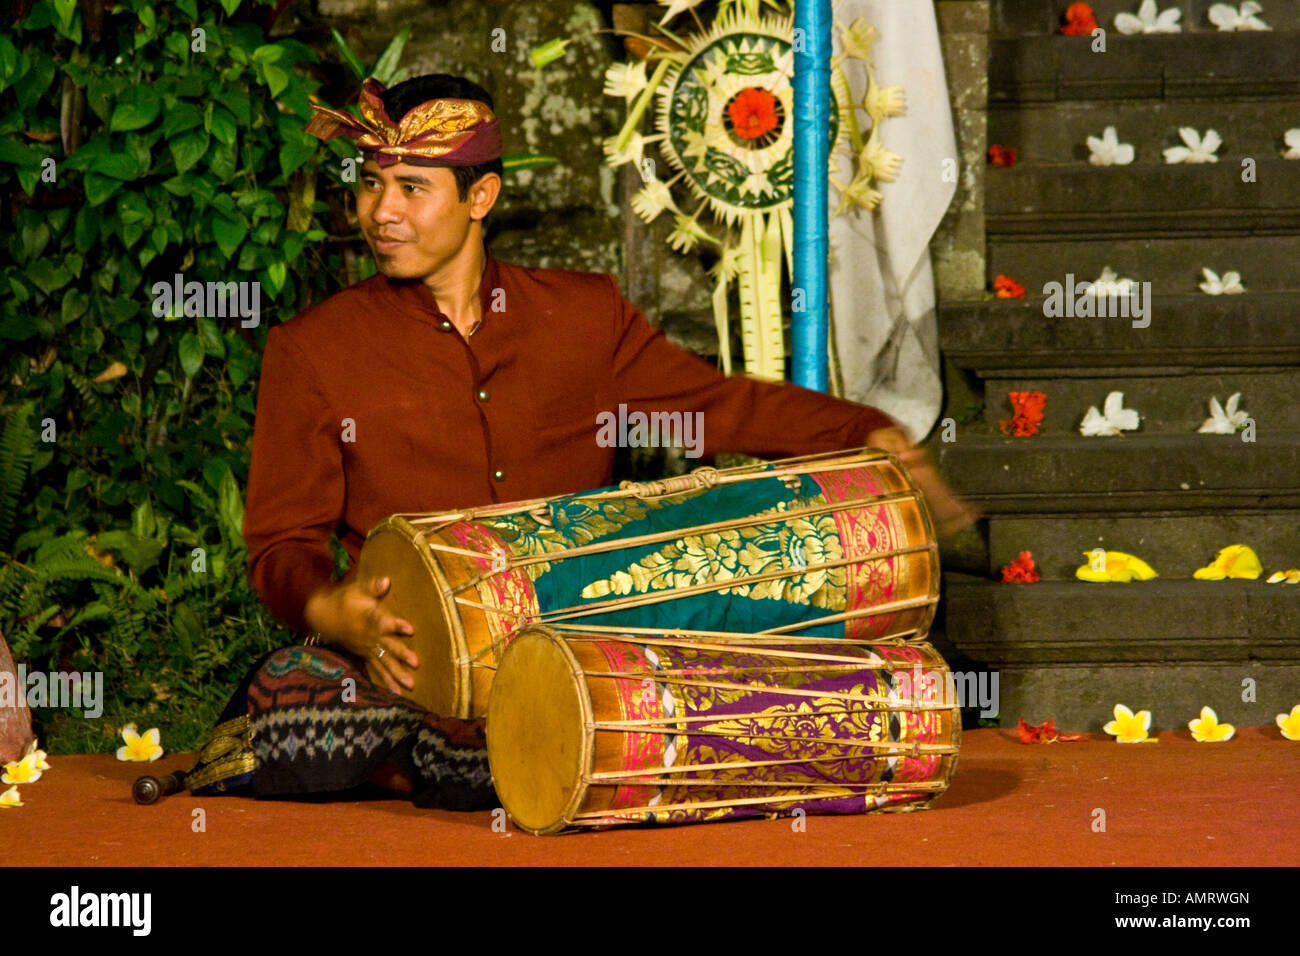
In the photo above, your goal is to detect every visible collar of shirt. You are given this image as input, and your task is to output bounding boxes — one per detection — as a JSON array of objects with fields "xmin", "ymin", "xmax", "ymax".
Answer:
[{"xmin": 371, "ymin": 250, "xmax": 500, "ymax": 336}]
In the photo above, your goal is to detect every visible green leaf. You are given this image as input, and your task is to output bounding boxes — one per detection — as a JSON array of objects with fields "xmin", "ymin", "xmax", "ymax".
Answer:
[
  {"xmin": 330, "ymin": 28, "xmax": 367, "ymax": 81},
  {"xmin": 61, "ymin": 289, "xmax": 89, "ymax": 324},
  {"xmin": 94, "ymin": 530, "xmax": 164, "ymax": 575},
  {"xmin": 138, "ymin": 5, "xmax": 156, "ymax": 30},
  {"xmin": 220, "ymin": 0, "xmax": 241, "ymax": 15},
  {"xmin": 83, "ymin": 172, "xmax": 121, "ymax": 206},
  {"xmin": 27, "ymin": 260, "xmax": 71, "ymax": 295},
  {"xmin": 162, "ymin": 102, "xmax": 203, "ymax": 139},
  {"xmin": 131, "ymin": 499, "xmax": 157, "ymax": 539},
  {"xmin": 88, "ymin": 151, "xmax": 140, "ymax": 180},
  {"xmin": 371, "ymin": 27, "xmax": 411, "ymax": 84},
  {"xmin": 262, "ymin": 63, "xmax": 289, "ymax": 98},
  {"xmin": 74, "ymin": 204, "xmax": 100, "ymax": 251},
  {"xmin": 218, "ymin": 468, "xmax": 245, "ymax": 550},
  {"xmin": 13, "ymin": 52, "xmax": 55, "ymax": 111},
  {"xmin": 198, "ymin": 317, "xmax": 226, "ymax": 358},
  {"xmin": 0, "ymin": 136, "xmax": 41, "ymax": 167},
  {"xmin": 252, "ymin": 44, "xmax": 283, "ymax": 65},
  {"xmin": 210, "ymin": 215, "xmax": 247, "ymax": 259},
  {"xmin": 169, "ymin": 129, "xmax": 208, "ymax": 173},
  {"xmin": 52, "ymin": 0, "xmax": 77, "ymax": 30},
  {"xmin": 278, "ymin": 139, "xmax": 314, "ymax": 179},
  {"xmin": 110, "ymin": 89, "xmax": 161, "ymax": 133},
  {"xmin": 210, "ymin": 107, "xmax": 237, "ymax": 146},
  {"xmin": 178, "ymin": 331, "xmax": 203, "ymax": 378},
  {"xmin": 266, "ymin": 260, "xmax": 286, "ymax": 295}
]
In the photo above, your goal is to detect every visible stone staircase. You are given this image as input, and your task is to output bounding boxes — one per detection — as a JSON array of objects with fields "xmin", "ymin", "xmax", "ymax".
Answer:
[{"xmin": 931, "ymin": 0, "xmax": 1300, "ymax": 731}]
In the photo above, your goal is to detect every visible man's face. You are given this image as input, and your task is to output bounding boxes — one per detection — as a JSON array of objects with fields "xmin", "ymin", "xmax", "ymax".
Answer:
[{"xmin": 356, "ymin": 160, "xmax": 489, "ymax": 280}]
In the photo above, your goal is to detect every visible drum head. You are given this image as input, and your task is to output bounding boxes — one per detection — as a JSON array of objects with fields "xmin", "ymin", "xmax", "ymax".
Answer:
[
  {"xmin": 487, "ymin": 628, "xmax": 590, "ymax": 835},
  {"xmin": 355, "ymin": 521, "xmax": 463, "ymax": 717}
]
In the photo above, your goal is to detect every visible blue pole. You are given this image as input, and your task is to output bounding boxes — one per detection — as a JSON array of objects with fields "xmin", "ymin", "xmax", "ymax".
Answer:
[{"xmin": 791, "ymin": 0, "xmax": 831, "ymax": 392}]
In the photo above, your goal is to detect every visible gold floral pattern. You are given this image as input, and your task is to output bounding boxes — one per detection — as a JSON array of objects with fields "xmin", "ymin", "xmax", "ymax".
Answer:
[
  {"xmin": 485, "ymin": 495, "xmax": 670, "ymax": 579},
  {"xmin": 579, "ymin": 497, "xmax": 847, "ymax": 609}
]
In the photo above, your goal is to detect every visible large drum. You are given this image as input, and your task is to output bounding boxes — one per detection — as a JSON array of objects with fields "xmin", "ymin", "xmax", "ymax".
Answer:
[
  {"xmin": 487, "ymin": 625, "xmax": 961, "ymax": 834},
  {"xmin": 355, "ymin": 448, "xmax": 938, "ymax": 717}
]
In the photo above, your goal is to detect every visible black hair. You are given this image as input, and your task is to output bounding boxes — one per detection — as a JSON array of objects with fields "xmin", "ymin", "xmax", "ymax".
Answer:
[{"xmin": 380, "ymin": 74, "xmax": 504, "ymax": 203}]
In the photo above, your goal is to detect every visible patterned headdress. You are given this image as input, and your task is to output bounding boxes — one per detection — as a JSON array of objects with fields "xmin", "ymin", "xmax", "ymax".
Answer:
[{"xmin": 305, "ymin": 78, "xmax": 503, "ymax": 167}]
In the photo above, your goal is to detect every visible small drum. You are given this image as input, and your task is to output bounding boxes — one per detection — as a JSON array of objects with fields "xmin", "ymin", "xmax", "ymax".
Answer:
[
  {"xmin": 356, "ymin": 448, "xmax": 938, "ymax": 717},
  {"xmin": 487, "ymin": 625, "xmax": 961, "ymax": 834}
]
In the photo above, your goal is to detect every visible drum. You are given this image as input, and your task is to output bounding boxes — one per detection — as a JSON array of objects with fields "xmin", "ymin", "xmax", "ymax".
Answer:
[
  {"xmin": 355, "ymin": 448, "xmax": 938, "ymax": 717},
  {"xmin": 487, "ymin": 625, "xmax": 961, "ymax": 834}
]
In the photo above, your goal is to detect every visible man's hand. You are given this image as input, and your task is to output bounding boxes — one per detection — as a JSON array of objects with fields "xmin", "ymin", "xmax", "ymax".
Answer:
[
  {"xmin": 866, "ymin": 427, "xmax": 980, "ymax": 539},
  {"xmin": 303, "ymin": 577, "xmax": 419, "ymax": 695}
]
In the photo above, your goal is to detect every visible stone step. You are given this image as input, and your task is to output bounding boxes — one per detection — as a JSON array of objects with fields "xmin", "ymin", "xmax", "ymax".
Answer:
[
  {"xmin": 939, "ymin": 292, "xmax": 1300, "ymax": 374},
  {"xmin": 978, "ymin": 368, "xmax": 1300, "ymax": 434},
  {"xmin": 987, "ymin": 162, "xmax": 1300, "ymax": 238},
  {"xmin": 986, "ymin": 237, "xmax": 1300, "ymax": 293},
  {"xmin": 945, "ymin": 573, "xmax": 1300, "ymax": 661},
  {"xmin": 988, "ymin": 99, "xmax": 1300, "ymax": 168},
  {"xmin": 940, "ymin": 573, "xmax": 1300, "ymax": 729},
  {"xmin": 935, "ymin": 432, "xmax": 1300, "ymax": 511},
  {"xmin": 986, "ymin": 511, "xmax": 1300, "ymax": 579},
  {"xmin": 991, "ymin": 33, "xmax": 1300, "ymax": 103},
  {"xmin": 993, "ymin": 0, "xmax": 1300, "ymax": 36}
]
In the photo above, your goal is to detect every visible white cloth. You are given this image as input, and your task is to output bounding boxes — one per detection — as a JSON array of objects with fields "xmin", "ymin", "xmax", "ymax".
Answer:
[{"xmin": 828, "ymin": 0, "xmax": 956, "ymax": 441}]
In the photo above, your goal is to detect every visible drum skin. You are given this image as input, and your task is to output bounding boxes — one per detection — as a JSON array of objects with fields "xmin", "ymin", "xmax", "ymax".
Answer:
[
  {"xmin": 488, "ymin": 626, "xmax": 962, "ymax": 835},
  {"xmin": 357, "ymin": 449, "xmax": 940, "ymax": 719}
]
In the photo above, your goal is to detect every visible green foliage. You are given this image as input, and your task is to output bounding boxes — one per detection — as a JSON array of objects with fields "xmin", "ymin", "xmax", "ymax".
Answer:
[{"xmin": 0, "ymin": 0, "xmax": 373, "ymax": 753}]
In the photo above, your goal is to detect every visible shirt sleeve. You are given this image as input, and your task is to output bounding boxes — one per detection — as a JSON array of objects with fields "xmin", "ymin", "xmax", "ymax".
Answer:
[
  {"xmin": 242, "ymin": 325, "xmax": 344, "ymax": 634},
  {"xmin": 605, "ymin": 275, "xmax": 900, "ymax": 458}
]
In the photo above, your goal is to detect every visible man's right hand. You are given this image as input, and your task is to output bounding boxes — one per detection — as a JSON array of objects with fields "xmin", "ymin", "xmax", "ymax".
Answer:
[{"xmin": 303, "ymin": 576, "xmax": 418, "ymax": 696}]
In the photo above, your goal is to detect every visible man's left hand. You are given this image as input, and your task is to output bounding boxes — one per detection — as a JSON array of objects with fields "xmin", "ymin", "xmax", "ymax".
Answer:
[{"xmin": 866, "ymin": 427, "xmax": 979, "ymax": 539}]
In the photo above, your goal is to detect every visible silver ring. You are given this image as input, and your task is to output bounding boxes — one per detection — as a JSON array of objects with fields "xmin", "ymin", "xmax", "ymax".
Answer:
[{"xmin": 375, "ymin": 645, "xmax": 386, "ymax": 661}]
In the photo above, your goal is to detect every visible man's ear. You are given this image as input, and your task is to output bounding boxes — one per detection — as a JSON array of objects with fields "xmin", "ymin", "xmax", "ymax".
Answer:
[{"xmin": 469, "ymin": 172, "xmax": 502, "ymax": 222}]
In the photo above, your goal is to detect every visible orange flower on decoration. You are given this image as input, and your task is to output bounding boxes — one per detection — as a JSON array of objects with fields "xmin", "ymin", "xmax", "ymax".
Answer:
[
  {"xmin": 1060, "ymin": 2, "xmax": 1099, "ymax": 34},
  {"xmin": 1000, "ymin": 391, "xmax": 1046, "ymax": 437},
  {"xmin": 728, "ymin": 87, "xmax": 780, "ymax": 140},
  {"xmin": 988, "ymin": 144, "xmax": 1018, "ymax": 167},
  {"xmin": 1001, "ymin": 551, "xmax": 1041, "ymax": 584},
  {"xmin": 994, "ymin": 274, "xmax": 1026, "ymax": 299},
  {"xmin": 1018, "ymin": 717, "xmax": 1085, "ymax": 743}
]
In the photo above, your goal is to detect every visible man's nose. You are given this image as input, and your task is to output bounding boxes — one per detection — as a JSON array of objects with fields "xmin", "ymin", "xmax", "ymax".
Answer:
[{"xmin": 367, "ymin": 185, "xmax": 403, "ymax": 224}]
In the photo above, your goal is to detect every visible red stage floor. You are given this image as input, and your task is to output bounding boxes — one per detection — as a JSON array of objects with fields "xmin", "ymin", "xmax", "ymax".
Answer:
[{"xmin": 6, "ymin": 727, "xmax": 1296, "ymax": 866}]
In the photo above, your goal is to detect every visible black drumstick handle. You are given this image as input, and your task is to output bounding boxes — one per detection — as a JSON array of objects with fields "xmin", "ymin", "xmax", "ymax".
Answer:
[{"xmin": 132, "ymin": 770, "xmax": 188, "ymax": 805}]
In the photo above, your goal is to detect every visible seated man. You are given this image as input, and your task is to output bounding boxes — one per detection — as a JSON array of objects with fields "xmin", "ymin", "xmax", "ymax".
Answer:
[{"xmin": 182, "ymin": 73, "xmax": 972, "ymax": 809}]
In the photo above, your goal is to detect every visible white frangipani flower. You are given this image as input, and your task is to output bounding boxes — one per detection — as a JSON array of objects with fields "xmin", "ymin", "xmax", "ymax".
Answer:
[
  {"xmin": 630, "ymin": 178, "xmax": 679, "ymax": 223},
  {"xmin": 1081, "ymin": 392, "xmax": 1141, "ymax": 437},
  {"xmin": 1115, "ymin": 1, "xmax": 1182, "ymax": 34},
  {"xmin": 602, "ymin": 61, "xmax": 648, "ymax": 103},
  {"xmin": 1198, "ymin": 393, "xmax": 1250, "ymax": 434},
  {"xmin": 1283, "ymin": 129, "xmax": 1300, "ymax": 160},
  {"xmin": 1208, "ymin": 2, "xmax": 1271, "ymax": 31},
  {"xmin": 1163, "ymin": 127, "xmax": 1221, "ymax": 164},
  {"xmin": 1087, "ymin": 126, "xmax": 1135, "ymax": 166},
  {"xmin": 1199, "ymin": 267, "xmax": 1245, "ymax": 295},
  {"xmin": 1085, "ymin": 266, "xmax": 1138, "ymax": 297}
]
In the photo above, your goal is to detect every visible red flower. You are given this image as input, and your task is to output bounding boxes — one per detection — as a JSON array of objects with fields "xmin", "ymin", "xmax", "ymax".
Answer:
[
  {"xmin": 1018, "ymin": 717, "xmax": 1086, "ymax": 743},
  {"xmin": 1060, "ymin": 2, "xmax": 1098, "ymax": 34},
  {"xmin": 1001, "ymin": 551, "xmax": 1040, "ymax": 584},
  {"xmin": 988, "ymin": 144, "xmax": 1018, "ymax": 167},
  {"xmin": 728, "ymin": 87, "xmax": 780, "ymax": 140},
  {"xmin": 999, "ymin": 390, "xmax": 1046, "ymax": 437},
  {"xmin": 993, "ymin": 274, "xmax": 1025, "ymax": 299}
]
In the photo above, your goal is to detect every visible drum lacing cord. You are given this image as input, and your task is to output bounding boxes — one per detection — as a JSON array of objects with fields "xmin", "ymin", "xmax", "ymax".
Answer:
[{"xmin": 619, "ymin": 467, "xmax": 721, "ymax": 498}]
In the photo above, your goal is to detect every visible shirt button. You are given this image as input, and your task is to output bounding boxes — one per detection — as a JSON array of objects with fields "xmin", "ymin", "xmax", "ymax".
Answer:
[
  {"xmin": 477, "ymin": 388, "xmax": 490, "ymax": 403},
  {"xmin": 492, "ymin": 469, "xmax": 505, "ymax": 482},
  {"xmin": 438, "ymin": 319, "xmax": 453, "ymax": 332}
]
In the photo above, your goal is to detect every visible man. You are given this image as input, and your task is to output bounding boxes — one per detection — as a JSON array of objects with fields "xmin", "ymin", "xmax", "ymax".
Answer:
[{"xmin": 182, "ymin": 73, "xmax": 973, "ymax": 808}]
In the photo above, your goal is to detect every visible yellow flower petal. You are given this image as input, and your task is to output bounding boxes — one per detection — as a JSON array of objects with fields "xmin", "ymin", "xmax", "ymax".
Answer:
[
  {"xmin": 1075, "ymin": 551, "xmax": 1158, "ymax": 582},
  {"xmin": 116, "ymin": 723, "xmax": 164, "ymax": 761},
  {"xmin": 1, "ymin": 753, "xmax": 42, "ymax": 785},
  {"xmin": 1277, "ymin": 705, "xmax": 1300, "ymax": 741},
  {"xmin": 1189, "ymin": 706, "xmax": 1236, "ymax": 741},
  {"xmin": 1104, "ymin": 703, "xmax": 1152, "ymax": 742},
  {"xmin": 1195, "ymin": 544, "xmax": 1262, "ymax": 580},
  {"xmin": 0, "ymin": 785, "xmax": 21, "ymax": 808}
]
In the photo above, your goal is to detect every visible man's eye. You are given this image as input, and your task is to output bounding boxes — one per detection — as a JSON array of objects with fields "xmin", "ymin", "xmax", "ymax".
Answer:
[{"xmin": 403, "ymin": 184, "xmax": 420, "ymax": 194}]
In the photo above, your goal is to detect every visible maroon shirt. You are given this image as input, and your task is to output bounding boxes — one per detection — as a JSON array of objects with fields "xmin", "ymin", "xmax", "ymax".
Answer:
[{"xmin": 243, "ymin": 253, "xmax": 897, "ymax": 632}]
